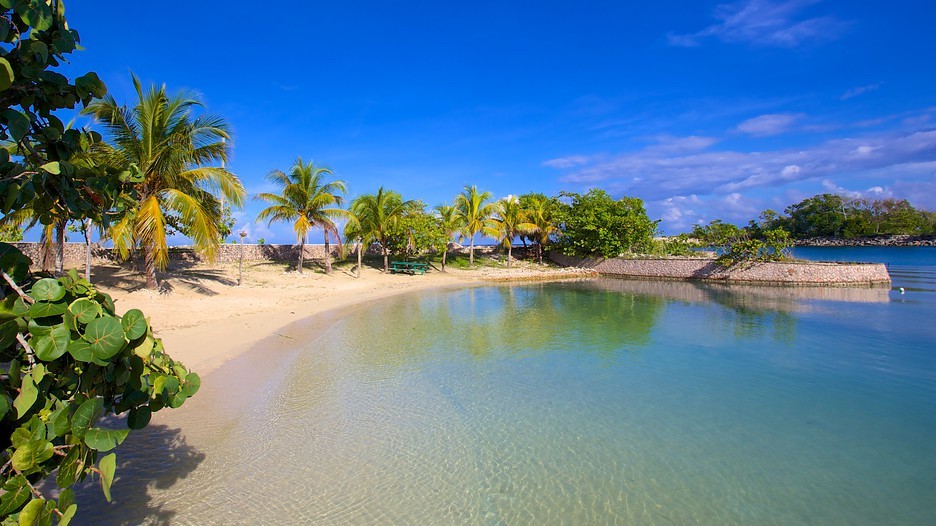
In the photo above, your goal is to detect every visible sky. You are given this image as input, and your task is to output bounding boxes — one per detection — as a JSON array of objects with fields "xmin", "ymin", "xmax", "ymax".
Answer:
[{"xmin": 44, "ymin": 0, "xmax": 936, "ymax": 243}]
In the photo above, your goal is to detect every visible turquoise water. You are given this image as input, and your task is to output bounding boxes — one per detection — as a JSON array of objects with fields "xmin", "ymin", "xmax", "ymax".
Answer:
[{"xmin": 78, "ymin": 248, "xmax": 936, "ymax": 525}]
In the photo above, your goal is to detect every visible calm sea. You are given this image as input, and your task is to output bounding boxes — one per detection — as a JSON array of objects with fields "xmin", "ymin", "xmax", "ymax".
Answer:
[{"xmin": 78, "ymin": 247, "xmax": 935, "ymax": 525}]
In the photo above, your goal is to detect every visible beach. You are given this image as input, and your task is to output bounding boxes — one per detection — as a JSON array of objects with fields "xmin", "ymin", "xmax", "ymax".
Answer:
[{"xmin": 93, "ymin": 259, "xmax": 595, "ymax": 376}]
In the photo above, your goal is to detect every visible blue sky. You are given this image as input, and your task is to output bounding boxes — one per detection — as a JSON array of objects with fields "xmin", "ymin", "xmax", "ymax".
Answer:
[{"xmin": 49, "ymin": 0, "xmax": 936, "ymax": 243}]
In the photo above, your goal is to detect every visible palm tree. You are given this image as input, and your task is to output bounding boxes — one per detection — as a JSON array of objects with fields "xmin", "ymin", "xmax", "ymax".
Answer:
[
  {"xmin": 348, "ymin": 187, "xmax": 414, "ymax": 272},
  {"xmin": 255, "ymin": 157, "xmax": 347, "ymax": 274},
  {"xmin": 523, "ymin": 194, "xmax": 560, "ymax": 264},
  {"xmin": 454, "ymin": 185, "xmax": 495, "ymax": 267},
  {"xmin": 84, "ymin": 74, "xmax": 246, "ymax": 289},
  {"xmin": 432, "ymin": 204, "xmax": 464, "ymax": 272},
  {"xmin": 491, "ymin": 196, "xmax": 536, "ymax": 268}
]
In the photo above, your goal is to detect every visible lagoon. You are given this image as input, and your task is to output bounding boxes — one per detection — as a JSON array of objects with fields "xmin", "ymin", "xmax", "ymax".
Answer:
[{"xmin": 80, "ymin": 247, "xmax": 936, "ymax": 525}]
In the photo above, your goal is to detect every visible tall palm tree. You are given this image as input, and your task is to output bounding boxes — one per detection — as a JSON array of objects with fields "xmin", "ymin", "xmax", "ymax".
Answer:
[
  {"xmin": 84, "ymin": 74, "xmax": 246, "ymax": 289},
  {"xmin": 454, "ymin": 185, "xmax": 495, "ymax": 267},
  {"xmin": 433, "ymin": 204, "xmax": 464, "ymax": 272},
  {"xmin": 348, "ymin": 187, "xmax": 414, "ymax": 272},
  {"xmin": 491, "ymin": 196, "xmax": 536, "ymax": 268},
  {"xmin": 523, "ymin": 194, "xmax": 560, "ymax": 264},
  {"xmin": 255, "ymin": 157, "xmax": 347, "ymax": 274}
]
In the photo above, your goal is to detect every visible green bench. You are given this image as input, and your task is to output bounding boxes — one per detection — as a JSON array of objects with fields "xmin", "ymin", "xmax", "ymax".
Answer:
[{"xmin": 390, "ymin": 261, "xmax": 429, "ymax": 275}]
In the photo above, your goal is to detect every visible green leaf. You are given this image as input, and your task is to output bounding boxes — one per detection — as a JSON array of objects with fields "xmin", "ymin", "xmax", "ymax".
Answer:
[
  {"xmin": 29, "ymin": 279, "xmax": 65, "ymax": 302},
  {"xmin": 17, "ymin": 498, "xmax": 45, "ymax": 526},
  {"xmin": 75, "ymin": 72, "xmax": 106, "ymax": 99},
  {"xmin": 98, "ymin": 453, "xmax": 116, "ymax": 502},
  {"xmin": 169, "ymin": 391, "xmax": 187, "ymax": 409},
  {"xmin": 58, "ymin": 504, "xmax": 77, "ymax": 526},
  {"xmin": 67, "ymin": 298, "xmax": 101, "ymax": 324},
  {"xmin": 27, "ymin": 300, "xmax": 67, "ymax": 318},
  {"xmin": 56, "ymin": 489, "xmax": 74, "ymax": 513},
  {"xmin": 39, "ymin": 161, "xmax": 60, "ymax": 174},
  {"xmin": 15, "ymin": 0, "xmax": 54, "ymax": 31},
  {"xmin": 84, "ymin": 316, "xmax": 126, "ymax": 360},
  {"xmin": 55, "ymin": 446, "xmax": 81, "ymax": 488},
  {"xmin": 0, "ymin": 394, "xmax": 9, "ymax": 420},
  {"xmin": 33, "ymin": 324, "xmax": 70, "ymax": 361},
  {"xmin": 67, "ymin": 339, "xmax": 93, "ymax": 362},
  {"xmin": 11, "ymin": 439, "xmax": 54, "ymax": 471},
  {"xmin": 182, "ymin": 372, "xmax": 201, "ymax": 397},
  {"xmin": 83, "ymin": 427, "xmax": 129, "ymax": 452},
  {"xmin": 0, "ymin": 480, "xmax": 30, "ymax": 517},
  {"xmin": 2, "ymin": 109, "xmax": 29, "ymax": 141},
  {"xmin": 14, "ymin": 374, "xmax": 38, "ymax": 418},
  {"xmin": 49, "ymin": 406, "xmax": 70, "ymax": 438},
  {"xmin": 0, "ymin": 318, "xmax": 20, "ymax": 349},
  {"xmin": 0, "ymin": 56, "xmax": 13, "ymax": 92},
  {"xmin": 70, "ymin": 397, "xmax": 103, "ymax": 439},
  {"xmin": 127, "ymin": 406, "xmax": 151, "ymax": 430},
  {"xmin": 120, "ymin": 309, "xmax": 147, "ymax": 340}
]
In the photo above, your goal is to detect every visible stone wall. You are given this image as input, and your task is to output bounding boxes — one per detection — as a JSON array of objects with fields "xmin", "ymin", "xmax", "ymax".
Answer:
[
  {"xmin": 8, "ymin": 242, "xmax": 538, "ymax": 268},
  {"xmin": 549, "ymin": 253, "xmax": 891, "ymax": 286}
]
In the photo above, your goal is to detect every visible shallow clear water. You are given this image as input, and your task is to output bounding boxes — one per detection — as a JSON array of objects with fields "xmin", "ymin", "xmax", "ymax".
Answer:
[{"xmin": 78, "ymin": 248, "xmax": 936, "ymax": 525}]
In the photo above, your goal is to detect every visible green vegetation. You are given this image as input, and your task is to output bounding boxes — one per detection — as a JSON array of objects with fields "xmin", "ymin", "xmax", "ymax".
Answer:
[
  {"xmin": 490, "ymin": 196, "xmax": 535, "ymax": 268},
  {"xmin": 750, "ymin": 194, "xmax": 935, "ymax": 239},
  {"xmin": 0, "ymin": 2, "xmax": 197, "ymax": 522},
  {"xmin": 555, "ymin": 189, "xmax": 658, "ymax": 258},
  {"xmin": 347, "ymin": 187, "xmax": 414, "ymax": 272},
  {"xmin": 255, "ymin": 158, "xmax": 346, "ymax": 274}
]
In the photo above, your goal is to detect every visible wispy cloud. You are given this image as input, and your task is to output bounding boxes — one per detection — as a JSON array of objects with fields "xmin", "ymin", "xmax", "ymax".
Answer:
[
  {"xmin": 841, "ymin": 82, "xmax": 884, "ymax": 100},
  {"xmin": 736, "ymin": 113, "xmax": 804, "ymax": 136},
  {"xmin": 544, "ymin": 126, "xmax": 936, "ymax": 203},
  {"xmin": 668, "ymin": 0, "xmax": 849, "ymax": 48}
]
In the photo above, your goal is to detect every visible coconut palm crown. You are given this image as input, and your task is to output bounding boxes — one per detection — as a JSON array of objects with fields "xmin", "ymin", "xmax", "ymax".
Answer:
[
  {"xmin": 348, "ymin": 187, "xmax": 415, "ymax": 272},
  {"xmin": 454, "ymin": 185, "xmax": 496, "ymax": 267},
  {"xmin": 84, "ymin": 73, "xmax": 246, "ymax": 289},
  {"xmin": 255, "ymin": 157, "xmax": 347, "ymax": 273}
]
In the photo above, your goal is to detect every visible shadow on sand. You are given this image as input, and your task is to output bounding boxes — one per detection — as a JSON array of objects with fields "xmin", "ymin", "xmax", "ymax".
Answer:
[{"xmin": 71, "ymin": 423, "xmax": 205, "ymax": 526}]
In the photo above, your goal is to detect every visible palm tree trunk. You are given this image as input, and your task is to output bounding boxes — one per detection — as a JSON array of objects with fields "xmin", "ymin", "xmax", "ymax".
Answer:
[
  {"xmin": 143, "ymin": 243, "xmax": 158, "ymax": 290},
  {"xmin": 507, "ymin": 242, "xmax": 512, "ymax": 268},
  {"xmin": 83, "ymin": 219, "xmax": 93, "ymax": 282},
  {"xmin": 469, "ymin": 236, "xmax": 475, "ymax": 267},
  {"xmin": 441, "ymin": 246, "xmax": 448, "ymax": 272},
  {"xmin": 54, "ymin": 220, "xmax": 66, "ymax": 274},
  {"xmin": 382, "ymin": 245, "xmax": 389, "ymax": 272},
  {"xmin": 356, "ymin": 238, "xmax": 363, "ymax": 278},
  {"xmin": 324, "ymin": 231, "xmax": 332, "ymax": 274},
  {"xmin": 538, "ymin": 242, "xmax": 544, "ymax": 265},
  {"xmin": 298, "ymin": 238, "xmax": 305, "ymax": 273}
]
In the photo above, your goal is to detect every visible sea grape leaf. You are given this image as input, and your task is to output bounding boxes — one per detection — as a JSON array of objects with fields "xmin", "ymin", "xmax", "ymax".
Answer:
[
  {"xmin": 0, "ymin": 394, "xmax": 9, "ymax": 420},
  {"xmin": 0, "ymin": 56, "xmax": 12, "ymax": 92},
  {"xmin": 68, "ymin": 298, "xmax": 101, "ymax": 324},
  {"xmin": 33, "ymin": 324, "xmax": 70, "ymax": 361},
  {"xmin": 0, "ymin": 318, "xmax": 19, "ymax": 349},
  {"xmin": 84, "ymin": 316, "xmax": 126, "ymax": 360},
  {"xmin": 49, "ymin": 406, "xmax": 70, "ymax": 438},
  {"xmin": 121, "ymin": 308, "xmax": 147, "ymax": 340},
  {"xmin": 11, "ymin": 439, "xmax": 54, "ymax": 471},
  {"xmin": 0, "ymin": 480, "xmax": 30, "ymax": 516},
  {"xmin": 27, "ymin": 299, "xmax": 68, "ymax": 318},
  {"xmin": 127, "ymin": 406, "xmax": 151, "ymax": 430},
  {"xmin": 29, "ymin": 278, "xmax": 65, "ymax": 302},
  {"xmin": 16, "ymin": 498, "xmax": 45, "ymax": 526},
  {"xmin": 98, "ymin": 453, "xmax": 116, "ymax": 502},
  {"xmin": 55, "ymin": 446, "xmax": 81, "ymax": 488},
  {"xmin": 67, "ymin": 339, "xmax": 93, "ymax": 362},
  {"xmin": 59, "ymin": 504, "xmax": 77, "ymax": 526},
  {"xmin": 182, "ymin": 372, "xmax": 201, "ymax": 397},
  {"xmin": 70, "ymin": 397, "xmax": 103, "ymax": 439},
  {"xmin": 83, "ymin": 427, "xmax": 129, "ymax": 452},
  {"xmin": 14, "ymin": 374, "xmax": 38, "ymax": 418}
]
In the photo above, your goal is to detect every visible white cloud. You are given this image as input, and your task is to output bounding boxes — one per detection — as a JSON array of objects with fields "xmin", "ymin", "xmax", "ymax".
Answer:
[
  {"xmin": 547, "ymin": 128, "xmax": 936, "ymax": 201},
  {"xmin": 736, "ymin": 113, "xmax": 804, "ymax": 136},
  {"xmin": 542, "ymin": 155, "xmax": 590, "ymax": 169},
  {"xmin": 668, "ymin": 0, "xmax": 849, "ymax": 48},
  {"xmin": 841, "ymin": 82, "xmax": 884, "ymax": 100}
]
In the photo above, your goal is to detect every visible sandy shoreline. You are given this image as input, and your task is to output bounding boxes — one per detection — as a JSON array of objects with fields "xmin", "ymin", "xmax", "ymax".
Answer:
[{"xmin": 93, "ymin": 260, "xmax": 595, "ymax": 376}]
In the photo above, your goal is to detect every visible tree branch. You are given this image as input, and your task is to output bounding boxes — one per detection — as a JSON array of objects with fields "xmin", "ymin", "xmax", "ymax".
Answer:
[{"xmin": 1, "ymin": 271, "xmax": 34, "ymax": 304}]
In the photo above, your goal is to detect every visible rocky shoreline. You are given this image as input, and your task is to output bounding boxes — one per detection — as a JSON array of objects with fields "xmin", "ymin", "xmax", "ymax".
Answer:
[{"xmin": 796, "ymin": 235, "xmax": 936, "ymax": 247}]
